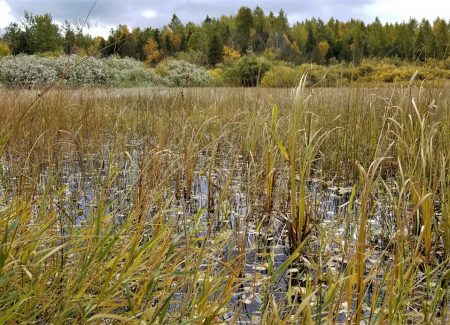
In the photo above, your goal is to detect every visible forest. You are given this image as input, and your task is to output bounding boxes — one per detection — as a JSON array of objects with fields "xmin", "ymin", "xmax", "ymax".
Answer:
[{"xmin": 1, "ymin": 6, "xmax": 449, "ymax": 66}]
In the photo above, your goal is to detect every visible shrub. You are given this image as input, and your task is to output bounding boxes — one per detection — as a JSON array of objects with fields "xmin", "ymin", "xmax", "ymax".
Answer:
[
  {"xmin": 158, "ymin": 59, "xmax": 214, "ymax": 87},
  {"xmin": 105, "ymin": 56, "xmax": 166, "ymax": 87},
  {"xmin": 222, "ymin": 65, "xmax": 241, "ymax": 86},
  {"xmin": 378, "ymin": 56, "xmax": 405, "ymax": 67},
  {"xmin": 365, "ymin": 64, "xmax": 417, "ymax": 82},
  {"xmin": 297, "ymin": 64, "xmax": 328, "ymax": 85},
  {"xmin": 261, "ymin": 65, "xmax": 299, "ymax": 88},
  {"xmin": 1, "ymin": 54, "xmax": 447, "ymax": 89},
  {"xmin": 0, "ymin": 55, "xmax": 210, "ymax": 88},
  {"xmin": 112, "ymin": 68, "xmax": 166, "ymax": 87},
  {"xmin": 105, "ymin": 56, "xmax": 143, "ymax": 71},
  {"xmin": 358, "ymin": 63, "xmax": 375, "ymax": 77},
  {"xmin": 207, "ymin": 67, "xmax": 225, "ymax": 86},
  {"xmin": 0, "ymin": 55, "xmax": 112, "ymax": 87},
  {"xmin": 36, "ymin": 51, "xmax": 62, "ymax": 58},
  {"xmin": 0, "ymin": 41, "xmax": 11, "ymax": 57},
  {"xmin": 236, "ymin": 53, "xmax": 272, "ymax": 87},
  {"xmin": 52, "ymin": 55, "xmax": 111, "ymax": 85},
  {"xmin": 0, "ymin": 55, "xmax": 58, "ymax": 88},
  {"xmin": 176, "ymin": 50, "xmax": 208, "ymax": 66},
  {"xmin": 294, "ymin": 64, "xmax": 348, "ymax": 86},
  {"xmin": 444, "ymin": 57, "xmax": 450, "ymax": 70}
]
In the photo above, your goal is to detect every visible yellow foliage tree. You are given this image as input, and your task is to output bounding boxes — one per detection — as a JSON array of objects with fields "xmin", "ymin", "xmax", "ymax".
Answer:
[
  {"xmin": 0, "ymin": 41, "xmax": 11, "ymax": 56},
  {"xmin": 119, "ymin": 25, "xmax": 130, "ymax": 38},
  {"xmin": 317, "ymin": 40, "xmax": 330, "ymax": 64},
  {"xmin": 144, "ymin": 37, "xmax": 162, "ymax": 65},
  {"xmin": 161, "ymin": 29, "xmax": 184, "ymax": 54},
  {"xmin": 86, "ymin": 36, "xmax": 103, "ymax": 57},
  {"xmin": 223, "ymin": 46, "xmax": 241, "ymax": 65}
]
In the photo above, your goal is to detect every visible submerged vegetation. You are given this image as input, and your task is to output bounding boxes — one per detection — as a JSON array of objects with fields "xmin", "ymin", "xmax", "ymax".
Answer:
[{"xmin": 0, "ymin": 77, "xmax": 449, "ymax": 323}]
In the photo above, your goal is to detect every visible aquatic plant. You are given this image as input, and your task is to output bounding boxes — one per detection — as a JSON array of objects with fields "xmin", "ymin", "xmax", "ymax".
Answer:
[{"xmin": 0, "ymin": 81, "xmax": 448, "ymax": 323}]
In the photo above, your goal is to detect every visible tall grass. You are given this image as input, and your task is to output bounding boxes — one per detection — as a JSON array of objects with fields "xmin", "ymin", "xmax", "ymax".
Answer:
[{"xmin": 0, "ymin": 82, "xmax": 448, "ymax": 323}]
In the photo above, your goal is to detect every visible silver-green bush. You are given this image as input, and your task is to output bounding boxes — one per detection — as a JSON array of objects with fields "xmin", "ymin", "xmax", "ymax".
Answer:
[{"xmin": 0, "ymin": 55, "xmax": 214, "ymax": 88}]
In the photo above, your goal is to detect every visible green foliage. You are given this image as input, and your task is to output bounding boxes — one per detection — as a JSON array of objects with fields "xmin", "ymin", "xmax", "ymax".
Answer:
[
  {"xmin": 221, "ymin": 64, "xmax": 241, "ymax": 86},
  {"xmin": 304, "ymin": 27, "xmax": 316, "ymax": 60},
  {"xmin": 3, "ymin": 12, "xmax": 63, "ymax": 55},
  {"xmin": 207, "ymin": 33, "xmax": 224, "ymax": 66},
  {"xmin": 266, "ymin": 33, "xmax": 301, "ymax": 63},
  {"xmin": 1, "ymin": 7, "xmax": 450, "ymax": 89},
  {"xmin": 103, "ymin": 25, "xmax": 143, "ymax": 59},
  {"xmin": 36, "ymin": 51, "xmax": 61, "ymax": 58},
  {"xmin": 187, "ymin": 28, "xmax": 208, "ymax": 53},
  {"xmin": 236, "ymin": 52, "xmax": 272, "ymax": 87},
  {"xmin": 235, "ymin": 7, "xmax": 254, "ymax": 54},
  {"xmin": 3, "ymin": 8, "xmax": 450, "ymax": 66},
  {"xmin": 207, "ymin": 67, "xmax": 225, "ymax": 86},
  {"xmin": 1, "ymin": 54, "xmax": 448, "ymax": 89},
  {"xmin": 415, "ymin": 19, "xmax": 435, "ymax": 61},
  {"xmin": 176, "ymin": 49, "xmax": 208, "ymax": 66},
  {"xmin": 2, "ymin": 22, "xmax": 24, "ymax": 54},
  {"xmin": 433, "ymin": 19, "xmax": 450, "ymax": 60},
  {"xmin": 260, "ymin": 65, "xmax": 300, "ymax": 87},
  {"xmin": 250, "ymin": 6, "xmax": 269, "ymax": 54}
]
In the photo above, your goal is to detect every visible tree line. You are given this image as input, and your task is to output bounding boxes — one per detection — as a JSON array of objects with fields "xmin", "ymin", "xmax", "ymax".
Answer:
[{"xmin": 1, "ymin": 7, "xmax": 449, "ymax": 65}]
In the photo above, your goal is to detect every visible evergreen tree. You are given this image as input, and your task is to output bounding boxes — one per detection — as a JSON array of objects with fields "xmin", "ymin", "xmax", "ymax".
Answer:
[
  {"xmin": 251, "ymin": 6, "xmax": 269, "ymax": 53},
  {"xmin": 3, "ymin": 22, "xmax": 27, "ymax": 54},
  {"xmin": 273, "ymin": 9, "xmax": 289, "ymax": 34},
  {"xmin": 208, "ymin": 33, "xmax": 224, "ymax": 66},
  {"xmin": 393, "ymin": 19, "xmax": 416, "ymax": 60},
  {"xmin": 62, "ymin": 21, "xmax": 75, "ymax": 54},
  {"xmin": 433, "ymin": 18, "xmax": 449, "ymax": 60},
  {"xmin": 2, "ymin": 7, "xmax": 449, "ymax": 64},
  {"xmin": 305, "ymin": 27, "xmax": 316, "ymax": 61},
  {"xmin": 169, "ymin": 14, "xmax": 187, "ymax": 52},
  {"xmin": 415, "ymin": 19, "xmax": 435, "ymax": 60},
  {"xmin": 235, "ymin": 7, "xmax": 253, "ymax": 54},
  {"xmin": 169, "ymin": 14, "xmax": 183, "ymax": 32},
  {"xmin": 4, "ymin": 12, "xmax": 63, "ymax": 55},
  {"xmin": 188, "ymin": 28, "xmax": 208, "ymax": 52},
  {"xmin": 26, "ymin": 12, "xmax": 62, "ymax": 54}
]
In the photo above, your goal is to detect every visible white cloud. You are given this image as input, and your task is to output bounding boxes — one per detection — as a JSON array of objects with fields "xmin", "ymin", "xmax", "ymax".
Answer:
[
  {"xmin": 85, "ymin": 23, "xmax": 114, "ymax": 38},
  {"xmin": 143, "ymin": 9, "xmax": 157, "ymax": 19},
  {"xmin": 0, "ymin": 0, "xmax": 14, "ymax": 28},
  {"xmin": 363, "ymin": 0, "xmax": 450, "ymax": 23}
]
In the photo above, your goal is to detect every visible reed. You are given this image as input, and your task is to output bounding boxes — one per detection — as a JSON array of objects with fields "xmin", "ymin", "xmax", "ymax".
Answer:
[{"xmin": 0, "ymin": 83, "xmax": 448, "ymax": 323}]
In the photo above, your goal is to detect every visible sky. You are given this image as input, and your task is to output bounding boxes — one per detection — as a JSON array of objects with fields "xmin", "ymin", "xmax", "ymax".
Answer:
[{"xmin": 1, "ymin": 0, "xmax": 449, "ymax": 38}]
